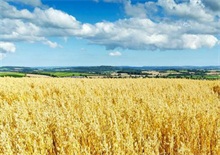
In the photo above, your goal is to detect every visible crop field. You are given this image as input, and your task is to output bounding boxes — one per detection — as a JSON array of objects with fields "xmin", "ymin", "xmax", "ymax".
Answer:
[{"xmin": 0, "ymin": 78, "xmax": 219, "ymax": 154}]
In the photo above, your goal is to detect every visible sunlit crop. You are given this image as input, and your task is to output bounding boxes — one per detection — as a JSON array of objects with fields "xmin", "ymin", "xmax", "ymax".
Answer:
[{"xmin": 0, "ymin": 78, "xmax": 219, "ymax": 154}]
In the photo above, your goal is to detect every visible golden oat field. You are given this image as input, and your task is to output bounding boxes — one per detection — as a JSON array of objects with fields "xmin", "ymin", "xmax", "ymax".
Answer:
[{"xmin": 0, "ymin": 78, "xmax": 219, "ymax": 155}]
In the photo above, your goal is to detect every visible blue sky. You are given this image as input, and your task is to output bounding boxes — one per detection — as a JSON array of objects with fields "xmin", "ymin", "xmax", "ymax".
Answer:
[{"xmin": 0, "ymin": 0, "xmax": 220, "ymax": 66}]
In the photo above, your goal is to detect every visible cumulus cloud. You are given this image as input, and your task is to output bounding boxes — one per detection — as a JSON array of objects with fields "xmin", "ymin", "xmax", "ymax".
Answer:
[
  {"xmin": 0, "ymin": 42, "xmax": 15, "ymax": 59},
  {"xmin": 0, "ymin": 0, "xmax": 75, "ymax": 49},
  {"xmin": 5, "ymin": 0, "xmax": 42, "ymax": 7},
  {"xmin": 43, "ymin": 40, "xmax": 60, "ymax": 48},
  {"xmin": 0, "ymin": 1, "xmax": 33, "ymax": 19},
  {"xmin": 76, "ymin": 18, "xmax": 219, "ymax": 50},
  {"xmin": 0, "ymin": 42, "xmax": 16, "ymax": 53},
  {"xmin": 202, "ymin": 0, "xmax": 220, "ymax": 12},
  {"xmin": 0, "ymin": 0, "xmax": 220, "ymax": 59},
  {"xmin": 33, "ymin": 8, "xmax": 80, "ymax": 29},
  {"xmin": 181, "ymin": 34, "xmax": 218, "ymax": 49},
  {"xmin": 124, "ymin": 1, "xmax": 147, "ymax": 18},
  {"xmin": 158, "ymin": 0, "xmax": 214, "ymax": 22},
  {"xmin": 109, "ymin": 51, "xmax": 122, "ymax": 56}
]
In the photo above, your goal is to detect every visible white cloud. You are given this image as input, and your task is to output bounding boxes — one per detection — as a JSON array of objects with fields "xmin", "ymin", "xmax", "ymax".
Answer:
[
  {"xmin": 202, "ymin": 0, "xmax": 220, "ymax": 12},
  {"xmin": 158, "ymin": 0, "xmax": 214, "ymax": 22},
  {"xmin": 33, "ymin": 8, "xmax": 80, "ymax": 29},
  {"xmin": 182, "ymin": 34, "xmax": 218, "ymax": 49},
  {"xmin": 0, "ymin": 2, "xmax": 74, "ymax": 50},
  {"xmin": 43, "ymin": 40, "xmax": 59, "ymax": 48},
  {"xmin": 0, "ymin": 42, "xmax": 16, "ymax": 53},
  {"xmin": 124, "ymin": 1, "xmax": 147, "ymax": 18},
  {"xmin": 5, "ymin": 0, "xmax": 42, "ymax": 7},
  {"xmin": 1, "ymin": 19, "xmax": 43, "ymax": 42},
  {"xmin": 109, "ymin": 51, "xmax": 122, "ymax": 56},
  {"xmin": 0, "ymin": 1, "xmax": 33, "ymax": 19},
  {"xmin": 0, "ymin": 0, "xmax": 220, "ymax": 59},
  {"xmin": 77, "ymin": 18, "xmax": 219, "ymax": 50},
  {"xmin": 0, "ymin": 53, "xmax": 6, "ymax": 60}
]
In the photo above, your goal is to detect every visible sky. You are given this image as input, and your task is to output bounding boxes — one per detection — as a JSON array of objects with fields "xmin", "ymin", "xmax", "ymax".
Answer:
[{"xmin": 0, "ymin": 0, "xmax": 220, "ymax": 66}]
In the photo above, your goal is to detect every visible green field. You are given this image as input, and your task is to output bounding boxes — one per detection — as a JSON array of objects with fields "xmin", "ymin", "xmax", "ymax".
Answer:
[
  {"xmin": 0, "ymin": 70, "xmax": 219, "ymax": 79},
  {"xmin": 0, "ymin": 72, "xmax": 26, "ymax": 77},
  {"xmin": 34, "ymin": 72, "xmax": 95, "ymax": 77},
  {"xmin": 167, "ymin": 74, "xmax": 220, "ymax": 80},
  {"xmin": 203, "ymin": 75, "xmax": 220, "ymax": 80}
]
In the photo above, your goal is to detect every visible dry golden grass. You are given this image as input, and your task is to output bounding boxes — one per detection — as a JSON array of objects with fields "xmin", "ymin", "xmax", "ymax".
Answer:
[{"xmin": 0, "ymin": 78, "xmax": 219, "ymax": 155}]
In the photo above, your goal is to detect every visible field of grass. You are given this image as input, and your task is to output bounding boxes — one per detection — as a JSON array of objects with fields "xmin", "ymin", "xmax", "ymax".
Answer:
[
  {"xmin": 0, "ymin": 78, "xmax": 219, "ymax": 154},
  {"xmin": 204, "ymin": 75, "xmax": 220, "ymax": 80},
  {"xmin": 0, "ymin": 72, "xmax": 26, "ymax": 77},
  {"xmin": 166, "ymin": 74, "xmax": 220, "ymax": 80},
  {"xmin": 34, "ymin": 72, "xmax": 94, "ymax": 77}
]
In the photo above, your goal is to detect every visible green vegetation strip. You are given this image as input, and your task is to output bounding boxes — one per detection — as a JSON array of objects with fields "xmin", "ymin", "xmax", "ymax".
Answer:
[
  {"xmin": 35, "ymin": 72, "xmax": 95, "ymax": 77},
  {"xmin": 0, "ymin": 72, "xmax": 26, "ymax": 77}
]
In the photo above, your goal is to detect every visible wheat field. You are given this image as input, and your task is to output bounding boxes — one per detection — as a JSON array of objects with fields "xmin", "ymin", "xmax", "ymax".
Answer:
[{"xmin": 0, "ymin": 78, "xmax": 219, "ymax": 155}]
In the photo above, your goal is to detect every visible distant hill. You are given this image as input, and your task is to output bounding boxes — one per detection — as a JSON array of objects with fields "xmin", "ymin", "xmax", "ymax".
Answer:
[
  {"xmin": 0, "ymin": 66, "xmax": 219, "ymax": 80},
  {"xmin": 0, "ymin": 66, "xmax": 219, "ymax": 73}
]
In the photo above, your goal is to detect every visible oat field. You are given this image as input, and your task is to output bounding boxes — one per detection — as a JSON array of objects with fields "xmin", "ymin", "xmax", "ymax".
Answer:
[{"xmin": 0, "ymin": 78, "xmax": 219, "ymax": 155}]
